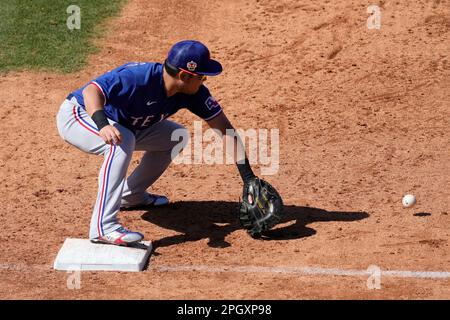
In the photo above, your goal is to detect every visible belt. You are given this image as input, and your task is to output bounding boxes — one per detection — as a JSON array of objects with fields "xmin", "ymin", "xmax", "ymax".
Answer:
[{"xmin": 66, "ymin": 93, "xmax": 75, "ymax": 100}]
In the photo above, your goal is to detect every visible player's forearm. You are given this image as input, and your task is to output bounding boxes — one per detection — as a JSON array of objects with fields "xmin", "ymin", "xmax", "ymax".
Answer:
[
  {"xmin": 224, "ymin": 132, "xmax": 256, "ymax": 183},
  {"xmin": 223, "ymin": 134, "xmax": 247, "ymax": 163},
  {"xmin": 82, "ymin": 84, "xmax": 109, "ymax": 131},
  {"xmin": 220, "ymin": 124, "xmax": 256, "ymax": 182},
  {"xmin": 208, "ymin": 112, "xmax": 246, "ymax": 161},
  {"xmin": 207, "ymin": 112, "xmax": 256, "ymax": 183}
]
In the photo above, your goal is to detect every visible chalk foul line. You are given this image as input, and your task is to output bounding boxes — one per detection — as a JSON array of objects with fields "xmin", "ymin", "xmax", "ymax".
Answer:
[
  {"xmin": 1, "ymin": 263, "xmax": 449, "ymax": 279},
  {"xmin": 152, "ymin": 265, "xmax": 450, "ymax": 279}
]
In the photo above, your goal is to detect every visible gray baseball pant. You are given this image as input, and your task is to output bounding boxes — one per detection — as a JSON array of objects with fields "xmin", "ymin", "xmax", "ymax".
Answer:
[{"xmin": 56, "ymin": 97, "xmax": 187, "ymax": 239}]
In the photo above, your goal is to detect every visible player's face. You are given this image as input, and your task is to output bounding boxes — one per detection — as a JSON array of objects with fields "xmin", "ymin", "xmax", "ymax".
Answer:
[{"xmin": 179, "ymin": 72, "xmax": 207, "ymax": 94}]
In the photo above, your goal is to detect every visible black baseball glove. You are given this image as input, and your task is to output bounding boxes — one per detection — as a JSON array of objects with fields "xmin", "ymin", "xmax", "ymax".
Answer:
[{"xmin": 238, "ymin": 177, "xmax": 284, "ymax": 238}]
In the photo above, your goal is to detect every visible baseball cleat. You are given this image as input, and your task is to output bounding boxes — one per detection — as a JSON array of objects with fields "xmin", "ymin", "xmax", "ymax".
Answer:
[
  {"xmin": 91, "ymin": 227, "xmax": 144, "ymax": 246},
  {"xmin": 120, "ymin": 193, "xmax": 169, "ymax": 210}
]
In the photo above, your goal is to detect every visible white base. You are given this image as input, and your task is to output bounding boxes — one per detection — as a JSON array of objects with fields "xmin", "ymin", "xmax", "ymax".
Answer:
[{"xmin": 53, "ymin": 238, "xmax": 152, "ymax": 272}]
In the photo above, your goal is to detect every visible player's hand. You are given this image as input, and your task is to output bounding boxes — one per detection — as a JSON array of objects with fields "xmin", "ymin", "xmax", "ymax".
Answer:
[{"xmin": 99, "ymin": 125, "xmax": 122, "ymax": 145}]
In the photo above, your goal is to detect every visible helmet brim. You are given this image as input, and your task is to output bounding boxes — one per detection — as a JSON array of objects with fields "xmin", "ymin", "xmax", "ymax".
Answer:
[{"xmin": 196, "ymin": 59, "xmax": 223, "ymax": 76}]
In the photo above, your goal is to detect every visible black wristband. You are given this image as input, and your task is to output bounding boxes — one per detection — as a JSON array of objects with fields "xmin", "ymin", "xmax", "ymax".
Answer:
[
  {"xmin": 91, "ymin": 110, "xmax": 109, "ymax": 131},
  {"xmin": 236, "ymin": 157, "xmax": 256, "ymax": 183}
]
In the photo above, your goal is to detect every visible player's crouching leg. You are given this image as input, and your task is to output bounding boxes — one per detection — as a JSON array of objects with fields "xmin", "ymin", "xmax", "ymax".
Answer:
[{"xmin": 88, "ymin": 125, "xmax": 141, "ymax": 245}]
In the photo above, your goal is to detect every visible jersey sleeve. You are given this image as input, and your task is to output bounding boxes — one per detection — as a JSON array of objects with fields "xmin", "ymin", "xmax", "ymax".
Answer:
[
  {"xmin": 90, "ymin": 69, "xmax": 136, "ymax": 107},
  {"xmin": 186, "ymin": 85, "xmax": 223, "ymax": 121}
]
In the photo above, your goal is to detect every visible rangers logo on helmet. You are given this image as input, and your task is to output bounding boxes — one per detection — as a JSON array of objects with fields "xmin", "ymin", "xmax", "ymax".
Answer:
[{"xmin": 187, "ymin": 61, "xmax": 197, "ymax": 72}]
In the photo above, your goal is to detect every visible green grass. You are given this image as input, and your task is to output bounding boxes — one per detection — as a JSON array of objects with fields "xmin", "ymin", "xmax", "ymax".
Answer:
[{"xmin": 0, "ymin": 0, "xmax": 127, "ymax": 73}]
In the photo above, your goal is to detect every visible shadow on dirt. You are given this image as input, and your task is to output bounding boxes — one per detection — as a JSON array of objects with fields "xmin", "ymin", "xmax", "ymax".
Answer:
[
  {"xmin": 141, "ymin": 201, "xmax": 369, "ymax": 250},
  {"xmin": 413, "ymin": 212, "xmax": 431, "ymax": 217}
]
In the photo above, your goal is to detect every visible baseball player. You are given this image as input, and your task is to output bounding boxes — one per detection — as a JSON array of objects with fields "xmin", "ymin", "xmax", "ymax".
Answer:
[{"xmin": 56, "ymin": 40, "xmax": 259, "ymax": 246}]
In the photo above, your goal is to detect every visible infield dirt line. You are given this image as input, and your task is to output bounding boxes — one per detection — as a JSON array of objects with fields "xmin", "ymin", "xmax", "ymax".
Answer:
[
  {"xmin": 1, "ymin": 263, "xmax": 450, "ymax": 280},
  {"xmin": 153, "ymin": 264, "xmax": 450, "ymax": 279}
]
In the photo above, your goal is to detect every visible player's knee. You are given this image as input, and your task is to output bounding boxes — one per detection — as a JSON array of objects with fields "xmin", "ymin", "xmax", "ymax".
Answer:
[{"xmin": 117, "ymin": 128, "xmax": 136, "ymax": 154}]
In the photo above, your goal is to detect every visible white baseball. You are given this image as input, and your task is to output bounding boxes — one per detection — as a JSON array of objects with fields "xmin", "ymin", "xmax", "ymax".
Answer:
[{"xmin": 402, "ymin": 194, "xmax": 416, "ymax": 208}]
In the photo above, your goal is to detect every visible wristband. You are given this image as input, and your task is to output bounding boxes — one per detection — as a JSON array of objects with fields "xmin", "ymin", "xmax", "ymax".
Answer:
[
  {"xmin": 236, "ymin": 157, "xmax": 256, "ymax": 183},
  {"xmin": 91, "ymin": 110, "xmax": 109, "ymax": 131}
]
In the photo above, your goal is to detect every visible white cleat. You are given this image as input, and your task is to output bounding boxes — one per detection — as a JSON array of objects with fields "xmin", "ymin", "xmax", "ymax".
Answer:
[
  {"xmin": 121, "ymin": 193, "xmax": 169, "ymax": 210},
  {"xmin": 91, "ymin": 227, "xmax": 144, "ymax": 246}
]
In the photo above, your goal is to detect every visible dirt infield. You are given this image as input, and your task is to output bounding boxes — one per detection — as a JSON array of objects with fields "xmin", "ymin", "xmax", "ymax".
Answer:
[{"xmin": 1, "ymin": 0, "xmax": 450, "ymax": 299}]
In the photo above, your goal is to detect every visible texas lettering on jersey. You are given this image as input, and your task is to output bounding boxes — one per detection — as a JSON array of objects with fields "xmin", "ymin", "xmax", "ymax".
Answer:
[{"xmin": 68, "ymin": 62, "xmax": 222, "ymax": 131}]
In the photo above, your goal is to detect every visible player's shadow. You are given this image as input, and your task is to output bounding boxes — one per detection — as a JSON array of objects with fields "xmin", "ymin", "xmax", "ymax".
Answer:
[{"xmin": 141, "ymin": 201, "xmax": 369, "ymax": 250}]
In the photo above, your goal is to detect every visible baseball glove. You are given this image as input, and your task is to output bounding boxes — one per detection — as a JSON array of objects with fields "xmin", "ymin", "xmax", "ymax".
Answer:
[{"xmin": 238, "ymin": 177, "xmax": 284, "ymax": 238}]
